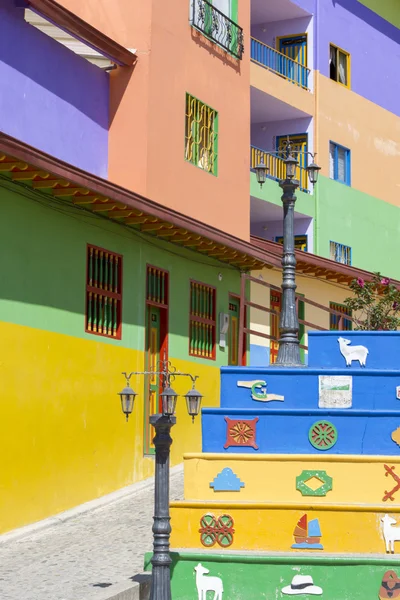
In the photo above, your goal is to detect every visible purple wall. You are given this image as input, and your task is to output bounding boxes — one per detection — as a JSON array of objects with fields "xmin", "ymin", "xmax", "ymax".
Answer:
[
  {"xmin": 251, "ymin": 217, "xmax": 314, "ymax": 251},
  {"xmin": 316, "ymin": 0, "xmax": 400, "ymax": 116},
  {"xmin": 251, "ymin": 117, "xmax": 312, "ymax": 153},
  {"xmin": 0, "ymin": 0, "xmax": 109, "ymax": 177}
]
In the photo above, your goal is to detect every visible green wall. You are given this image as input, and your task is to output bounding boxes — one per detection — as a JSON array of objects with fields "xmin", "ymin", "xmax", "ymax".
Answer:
[
  {"xmin": 0, "ymin": 179, "xmax": 241, "ymax": 366},
  {"xmin": 359, "ymin": 0, "xmax": 400, "ymax": 28},
  {"xmin": 316, "ymin": 176, "xmax": 400, "ymax": 279},
  {"xmin": 250, "ymin": 172, "xmax": 315, "ymax": 218},
  {"xmin": 145, "ymin": 551, "xmax": 400, "ymax": 599}
]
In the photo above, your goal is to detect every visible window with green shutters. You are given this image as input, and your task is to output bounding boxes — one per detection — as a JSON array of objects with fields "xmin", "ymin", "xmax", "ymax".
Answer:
[
  {"xmin": 189, "ymin": 280, "xmax": 216, "ymax": 359},
  {"xmin": 86, "ymin": 245, "xmax": 122, "ymax": 339}
]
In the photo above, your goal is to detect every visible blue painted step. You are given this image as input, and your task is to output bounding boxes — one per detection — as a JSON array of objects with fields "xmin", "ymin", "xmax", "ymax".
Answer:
[
  {"xmin": 201, "ymin": 407, "xmax": 400, "ymax": 455},
  {"xmin": 308, "ymin": 331, "xmax": 400, "ymax": 370},
  {"xmin": 221, "ymin": 366, "xmax": 400, "ymax": 410}
]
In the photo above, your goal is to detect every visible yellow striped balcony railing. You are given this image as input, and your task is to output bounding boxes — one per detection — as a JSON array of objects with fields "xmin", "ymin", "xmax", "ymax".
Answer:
[
  {"xmin": 250, "ymin": 37, "xmax": 310, "ymax": 90},
  {"xmin": 250, "ymin": 145, "xmax": 309, "ymax": 193}
]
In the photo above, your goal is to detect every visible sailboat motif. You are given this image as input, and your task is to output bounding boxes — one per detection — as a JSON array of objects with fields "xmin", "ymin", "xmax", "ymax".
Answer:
[{"xmin": 291, "ymin": 514, "xmax": 323, "ymax": 550}]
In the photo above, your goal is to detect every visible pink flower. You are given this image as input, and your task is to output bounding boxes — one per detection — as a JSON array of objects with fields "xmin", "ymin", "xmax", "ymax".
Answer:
[
  {"xmin": 357, "ymin": 278, "xmax": 365, "ymax": 288},
  {"xmin": 381, "ymin": 277, "xmax": 390, "ymax": 285}
]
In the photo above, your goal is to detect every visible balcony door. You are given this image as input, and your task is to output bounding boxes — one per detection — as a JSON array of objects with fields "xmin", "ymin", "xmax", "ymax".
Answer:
[
  {"xmin": 278, "ymin": 34, "xmax": 307, "ymax": 87},
  {"xmin": 277, "ymin": 134, "xmax": 308, "ymax": 192}
]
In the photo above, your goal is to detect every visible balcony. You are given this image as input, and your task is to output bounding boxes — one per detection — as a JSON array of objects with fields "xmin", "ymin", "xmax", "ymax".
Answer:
[
  {"xmin": 191, "ymin": 0, "xmax": 244, "ymax": 60},
  {"xmin": 250, "ymin": 145, "xmax": 309, "ymax": 193},
  {"xmin": 250, "ymin": 37, "xmax": 310, "ymax": 90}
]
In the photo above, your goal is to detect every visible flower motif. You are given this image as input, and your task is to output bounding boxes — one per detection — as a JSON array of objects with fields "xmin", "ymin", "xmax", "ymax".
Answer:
[
  {"xmin": 357, "ymin": 278, "xmax": 365, "ymax": 288},
  {"xmin": 381, "ymin": 277, "xmax": 390, "ymax": 285}
]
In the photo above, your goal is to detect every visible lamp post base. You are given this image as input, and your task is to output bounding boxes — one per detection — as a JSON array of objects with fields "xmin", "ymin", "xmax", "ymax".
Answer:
[
  {"xmin": 275, "ymin": 340, "xmax": 303, "ymax": 367},
  {"xmin": 149, "ymin": 414, "xmax": 176, "ymax": 600}
]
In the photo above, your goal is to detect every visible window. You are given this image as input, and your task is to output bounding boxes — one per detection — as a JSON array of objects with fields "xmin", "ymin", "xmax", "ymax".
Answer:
[
  {"xmin": 86, "ymin": 245, "xmax": 122, "ymax": 339},
  {"xmin": 330, "ymin": 241, "xmax": 351, "ymax": 265},
  {"xmin": 276, "ymin": 235, "xmax": 308, "ymax": 252},
  {"xmin": 189, "ymin": 280, "xmax": 216, "ymax": 359},
  {"xmin": 330, "ymin": 302, "xmax": 352, "ymax": 331},
  {"xmin": 329, "ymin": 142, "xmax": 351, "ymax": 186},
  {"xmin": 185, "ymin": 94, "xmax": 218, "ymax": 175},
  {"xmin": 329, "ymin": 44, "xmax": 350, "ymax": 87},
  {"xmin": 191, "ymin": 0, "xmax": 243, "ymax": 60}
]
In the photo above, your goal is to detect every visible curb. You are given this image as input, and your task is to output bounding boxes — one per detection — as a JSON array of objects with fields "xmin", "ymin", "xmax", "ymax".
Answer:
[
  {"xmin": 0, "ymin": 464, "xmax": 183, "ymax": 545},
  {"xmin": 80, "ymin": 574, "xmax": 151, "ymax": 600}
]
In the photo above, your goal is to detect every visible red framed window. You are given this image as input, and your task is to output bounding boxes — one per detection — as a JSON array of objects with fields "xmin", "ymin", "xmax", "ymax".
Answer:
[
  {"xmin": 85, "ymin": 245, "xmax": 122, "ymax": 339},
  {"xmin": 189, "ymin": 280, "xmax": 216, "ymax": 360}
]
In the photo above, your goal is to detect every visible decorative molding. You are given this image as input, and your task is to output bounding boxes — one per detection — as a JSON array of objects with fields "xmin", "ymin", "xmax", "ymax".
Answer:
[
  {"xmin": 309, "ymin": 421, "xmax": 338, "ymax": 451},
  {"xmin": 296, "ymin": 470, "xmax": 333, "ymax": 497},
  {"xmin": 199, "ymin": 514, "xmax": 235, "ymax": 548},
  {"xmin": 210, "ymin": 468, "xmax": 245, "ymax": 492},
  {"xmin": 237, "ymin": 380, "xmax": 284, "ymax": 402},
  {"xmin": 383, "ymin": 465, "xmax": 400, "ymax": 502},
  {"xmin": 224, "ymin": 417, "xmax": 259, "ymax": 450}
]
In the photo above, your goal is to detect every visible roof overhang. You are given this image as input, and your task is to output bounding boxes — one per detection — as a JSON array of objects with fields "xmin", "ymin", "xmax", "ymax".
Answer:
[
  {"xmin": 250, "ymin": 236, "xmax": 400, "ymax": 286},
  {"xmin": 15, "ymin": 0, "xmax": 136, "ymax": 66},
  {"xmin": 0, "ymin": 133, "xmax": 268, "ymax": 271}
]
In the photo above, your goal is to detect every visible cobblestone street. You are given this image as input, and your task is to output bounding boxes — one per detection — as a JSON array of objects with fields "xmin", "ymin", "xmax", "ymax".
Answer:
[{"xmin": 0, "ymin": 470, "xmax": 183, "ymax": 600}]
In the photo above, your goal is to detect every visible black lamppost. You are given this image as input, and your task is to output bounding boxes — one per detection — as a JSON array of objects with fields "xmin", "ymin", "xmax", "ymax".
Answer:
[
  {"xmin": 255, "ymin": 142, "xmax": 321, "ymax": 366},
  {"xmin": 118, "ymin": 358, "xmax": 202, "ymax": 600}
]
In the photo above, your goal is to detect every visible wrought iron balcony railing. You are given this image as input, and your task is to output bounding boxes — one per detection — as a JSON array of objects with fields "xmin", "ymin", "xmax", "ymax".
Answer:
[
  {"xmin": 192, "ymin": 0, "xmax": 244, "ymax": 60},
  {"xmin": 250, "ymin": 37, "xmax": 310, "ymax": 90},
  {"xmin": 250, "ymin": 145, "xmax": 309, "ymax": 192}
]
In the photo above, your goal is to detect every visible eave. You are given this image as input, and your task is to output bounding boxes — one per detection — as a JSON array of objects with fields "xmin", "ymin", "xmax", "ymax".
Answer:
[
  {"xmin": 0, "ymin": 133, "xmax": 269, "ymax": 272},
  {"xmin": 16, "ymin": 0, "xmax": 136, "ymax": 66},
  {"xmin": 251, "ymin": 236, "xmax": 400, "ymax": 287}
]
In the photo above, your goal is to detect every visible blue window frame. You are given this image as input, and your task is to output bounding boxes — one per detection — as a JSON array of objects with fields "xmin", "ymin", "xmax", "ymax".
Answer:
[
  {"xmin": 330, "ymin": 302, "xmax": 352, "ymax": 331},
  {"xmin": 329, "ymin": 142, "xmax": 351, "ymax": 186},
  {"xmin": 330, "ymin": 241, "xmax": 352, "ymax": 265}
]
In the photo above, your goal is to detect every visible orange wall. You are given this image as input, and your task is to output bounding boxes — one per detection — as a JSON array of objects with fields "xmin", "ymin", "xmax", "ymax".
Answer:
[
  {"xmin": 317, "ymin": 73, "xmax": 400, "ymax": 207},
  {"xmin": 58, "ymin": 0, "xmax": 251, "ymax": 241}
]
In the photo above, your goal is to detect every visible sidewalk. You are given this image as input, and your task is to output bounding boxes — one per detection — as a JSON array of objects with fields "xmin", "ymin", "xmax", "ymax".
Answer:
[{"xmin": 0, "ymin": 469, "xmax": 183, "ymax": 600}]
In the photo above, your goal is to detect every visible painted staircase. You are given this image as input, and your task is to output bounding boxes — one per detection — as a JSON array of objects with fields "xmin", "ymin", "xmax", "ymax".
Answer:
[{"xmin": 167, "ymin": 332, "xmax": 400, "ymax": 598}]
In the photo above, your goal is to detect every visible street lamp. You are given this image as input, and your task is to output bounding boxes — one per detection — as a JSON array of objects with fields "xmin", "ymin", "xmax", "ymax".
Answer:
[
  {"xmin": 255, "ymin": 139, "xmax": 320, "ymax": 366},
  {"xmin": 117, "ymin": 356, "xmax": 203, "ymax": 600}
]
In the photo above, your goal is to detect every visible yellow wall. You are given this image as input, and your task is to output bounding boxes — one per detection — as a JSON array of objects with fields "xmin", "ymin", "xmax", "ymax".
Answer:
[
  {"xmin": 250, "ymin": 267, "xmax": 351, "ymax": 351},
  {"xmin": 0, "ymin": 321, "xmax": 219, "ymax": 534},
  {"xmin": 317, "ymin": 73, "xmax": 400, "ymax": 207}
]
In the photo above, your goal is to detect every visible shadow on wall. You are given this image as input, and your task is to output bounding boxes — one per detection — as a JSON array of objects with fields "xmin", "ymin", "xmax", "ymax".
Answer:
[
  {"xmin": 0, "ymin": 0, "xmax": 109, "ymax": 175},
  {"xmin": 331, "ymin": 0, "xmax": 400, "ymax": 42}
]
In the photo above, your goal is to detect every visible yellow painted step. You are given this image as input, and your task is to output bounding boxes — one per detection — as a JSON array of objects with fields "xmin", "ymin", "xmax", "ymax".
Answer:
[
  {"xmin": 183, "ymin": 453, "xmax": 400, "ymax": 505},
  {"xmin": 170, "ymin": 501, "xmax": 400, "ymax": 554}
]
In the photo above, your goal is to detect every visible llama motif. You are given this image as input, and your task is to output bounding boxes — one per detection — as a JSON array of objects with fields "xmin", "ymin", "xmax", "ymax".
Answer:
[
  {"xmin": 194, "ymin": 563, "xmax": 224, "ymax": 600},
  {"xmin": 338, "ymin": 337, "xmax": 369, "ymax": 367},
  {"xmin": 381, "ymin": 514, "xmax": 400, "ymax": 553}
]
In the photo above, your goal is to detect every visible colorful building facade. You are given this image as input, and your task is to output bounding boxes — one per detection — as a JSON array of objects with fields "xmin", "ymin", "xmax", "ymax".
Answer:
[{"xmin": 0, "ymin": 0, "xmax": 398, "ymax": 536}]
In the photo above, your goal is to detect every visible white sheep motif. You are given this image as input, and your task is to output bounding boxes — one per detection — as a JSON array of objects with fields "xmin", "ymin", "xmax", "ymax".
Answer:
[
  {"xmin": 194, "ymin": 563, "xmax": 224, "ymax": 600},
  {"xmin": 338, "ymin": 337, "xmax": 369, "ymax": 367},
  {"xmin": 381, "ymin": 514, "xmax": 400, "ymax": 553}
]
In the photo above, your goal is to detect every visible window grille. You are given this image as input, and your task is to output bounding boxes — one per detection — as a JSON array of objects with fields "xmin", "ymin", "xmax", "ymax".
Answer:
[
  {"xmin": 146, "ymin": 266, "xmax": 168, "ymax": 306},
  {"xmin": 189, "ymin": 280, "xmax": 216, "ymax": 359},
  {"xmin": 330, "ymin": 241, "xmax": 352, "ymax": 265},
  {"xmin": 86, "ymin": 245, "xmax": 122, "ymax": 339},
  {"xmin": 185, "ymin": 94, "xmax": 218, "ymax": 175},
  {"xmin": 330, "ymin": 302, "xmax": 352, "ymax": 331}
]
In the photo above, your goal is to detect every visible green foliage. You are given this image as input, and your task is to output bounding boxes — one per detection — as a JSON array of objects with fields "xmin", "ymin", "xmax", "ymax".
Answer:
[{"xmin": 344, "ymin": 273, "xmax": 400, "ymax": 330}]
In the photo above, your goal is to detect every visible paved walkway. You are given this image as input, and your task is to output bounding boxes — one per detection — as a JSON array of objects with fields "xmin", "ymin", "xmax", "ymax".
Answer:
[{"xmin": 0, "ymin": 470, "xmax": 183, "ymax": 600}]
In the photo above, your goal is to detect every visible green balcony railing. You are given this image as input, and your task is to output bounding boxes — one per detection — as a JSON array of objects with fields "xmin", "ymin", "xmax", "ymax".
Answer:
[{"xmin": 250, "ymin": 37, "xmax": 310, "ymax": 90}]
